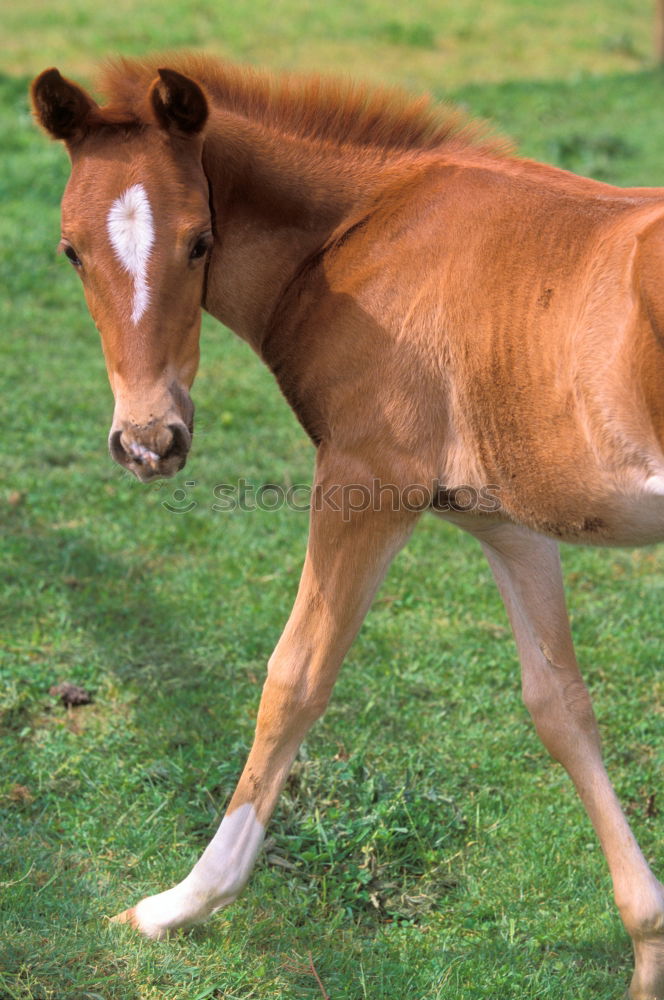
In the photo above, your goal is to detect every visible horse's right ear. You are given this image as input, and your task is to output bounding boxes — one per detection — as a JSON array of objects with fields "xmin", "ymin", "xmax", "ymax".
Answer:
[{"xmin": 31, "ymin": 68, "xmax": 98, "ymax": 143}]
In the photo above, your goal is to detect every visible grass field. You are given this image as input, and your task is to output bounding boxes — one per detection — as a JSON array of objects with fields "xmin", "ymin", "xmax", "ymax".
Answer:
[{"xmin": 2, "ymin": 2, "xmax": 664, "ymax": 998}]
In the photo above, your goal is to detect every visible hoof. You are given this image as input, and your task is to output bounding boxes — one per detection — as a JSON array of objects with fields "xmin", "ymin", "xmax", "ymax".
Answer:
[
  {"xmin": 110, "ymin": 907, "xmax": 140, "ymax": 929},
  {"xmin": 109, "ymin": 905, "xmax": 167, "ymax": 939}
]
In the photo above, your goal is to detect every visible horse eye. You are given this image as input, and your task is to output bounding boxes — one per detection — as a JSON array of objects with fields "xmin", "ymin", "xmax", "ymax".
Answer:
[
  {"xmin": 64, "ymin": 244, "xmax": 82, "ymax": 268},
  {"xmin": 189, "ymin": 235, "xmax": 212, "ymax": 262}
]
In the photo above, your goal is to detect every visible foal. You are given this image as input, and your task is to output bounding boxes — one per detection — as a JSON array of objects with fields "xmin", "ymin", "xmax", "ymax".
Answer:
[{"xmin": 31, "ymin": 56, "xmax": 664, "ymax": 998}]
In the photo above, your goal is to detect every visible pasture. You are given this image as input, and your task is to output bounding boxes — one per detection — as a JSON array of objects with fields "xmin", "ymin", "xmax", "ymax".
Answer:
[{"xmin": 2, "ymin": 2, "xmax": 664, "ymax": 998}]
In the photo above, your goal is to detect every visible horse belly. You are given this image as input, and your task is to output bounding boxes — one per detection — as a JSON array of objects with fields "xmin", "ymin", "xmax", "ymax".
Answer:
[{"xmin": 458, "ymin": 466, "xmax": 664, "ymax": 547}]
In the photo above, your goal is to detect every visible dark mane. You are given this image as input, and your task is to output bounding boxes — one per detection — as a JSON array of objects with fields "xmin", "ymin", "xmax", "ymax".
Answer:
[{"xmin": 96, "ymin": 53, "xmax": 511, "ymax": 157}]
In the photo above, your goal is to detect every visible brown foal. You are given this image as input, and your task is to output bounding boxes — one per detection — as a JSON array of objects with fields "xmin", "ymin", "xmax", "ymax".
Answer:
[{"xmin": 32, "ymin": 55, "xmax": 664, "ymax": 997}]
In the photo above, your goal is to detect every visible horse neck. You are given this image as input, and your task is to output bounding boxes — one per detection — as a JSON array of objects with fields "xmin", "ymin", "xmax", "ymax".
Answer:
[{"xmin": 201, "ymin": 108, "xmax": 404, "ymax": 350}]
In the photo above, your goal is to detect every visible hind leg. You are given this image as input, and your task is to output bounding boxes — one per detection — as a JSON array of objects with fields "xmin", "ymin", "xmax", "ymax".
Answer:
[{"xmin": 475, "ymin": 522, "xmax": 664, "ymax": 999}]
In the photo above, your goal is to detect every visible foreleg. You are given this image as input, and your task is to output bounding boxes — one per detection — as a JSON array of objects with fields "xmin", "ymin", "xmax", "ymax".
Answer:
[{"xmin": 113, "ymin": 454, "xmax": 417, "ymax": 937}]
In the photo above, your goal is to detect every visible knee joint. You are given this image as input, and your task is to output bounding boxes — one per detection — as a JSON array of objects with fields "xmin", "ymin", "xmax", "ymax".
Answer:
[{"xmin": 522, "ymin": 646, "xmax": 596, "ymax": 732}]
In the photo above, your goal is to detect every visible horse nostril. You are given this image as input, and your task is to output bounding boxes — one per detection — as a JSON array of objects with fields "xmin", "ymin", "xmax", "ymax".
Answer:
[
  {"xmin": 109, "ymin": 429, "xmax": 128, "ymax": 464},
  {"xmin": 164, "ymin": 422, "xmax": 192, "ymax": 460}
]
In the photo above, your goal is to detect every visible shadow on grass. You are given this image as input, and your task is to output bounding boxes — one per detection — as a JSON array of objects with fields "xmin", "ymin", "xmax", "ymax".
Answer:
[{"xmin": 3, "ymin": 510, "xmax": 208, "ymax": 686}]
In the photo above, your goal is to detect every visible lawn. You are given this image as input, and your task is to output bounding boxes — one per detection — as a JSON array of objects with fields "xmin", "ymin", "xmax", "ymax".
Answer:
[{"xmin": 2, "ymin": 2, "xmax": 664, "ymax": 998}]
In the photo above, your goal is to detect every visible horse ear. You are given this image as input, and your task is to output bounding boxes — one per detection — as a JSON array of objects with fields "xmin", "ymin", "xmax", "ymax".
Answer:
[
  {"xmin": 150, "ymin": 68, "xmax": 208, "ymax": 136},
  {"xmin": 31, "ymin": 68, "xmax": 98, "ymax": 143}
]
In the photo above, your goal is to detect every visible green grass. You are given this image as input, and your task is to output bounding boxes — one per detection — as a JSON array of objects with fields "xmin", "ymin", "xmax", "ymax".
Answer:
[
  {"xmin": 1, "ymin": 0, "xmax": 657, "ymax": 89},
  {"xmin": 2, "ymin": 3, "xmax": 664, "ymax": 998}
]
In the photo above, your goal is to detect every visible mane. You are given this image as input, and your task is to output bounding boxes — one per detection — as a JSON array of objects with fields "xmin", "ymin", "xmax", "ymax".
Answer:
[{"xmin": 95, "ymin": 53, "xmax": 512, "ymax": 158}]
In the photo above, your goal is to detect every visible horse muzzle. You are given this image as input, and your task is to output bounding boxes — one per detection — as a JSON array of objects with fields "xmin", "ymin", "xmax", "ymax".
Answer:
[{"xmin": 109, "ymin": 418, "xmax": 193, "ymax": 482}]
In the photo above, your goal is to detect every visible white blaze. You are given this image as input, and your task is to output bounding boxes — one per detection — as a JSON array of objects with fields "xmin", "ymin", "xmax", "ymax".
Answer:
[{"xmin": 106, "ymin": 184, "xmax": 155, "ymax": 325}]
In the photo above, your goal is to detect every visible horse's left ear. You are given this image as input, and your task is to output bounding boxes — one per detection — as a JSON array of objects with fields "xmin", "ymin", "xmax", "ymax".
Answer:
[
  {"xmin": 150, "ymin": 68, "xmax": 208, "ymax": 136},
  {"xmin": 31, "ymin": 68, "xmax": 98, "ymax": 143}
]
